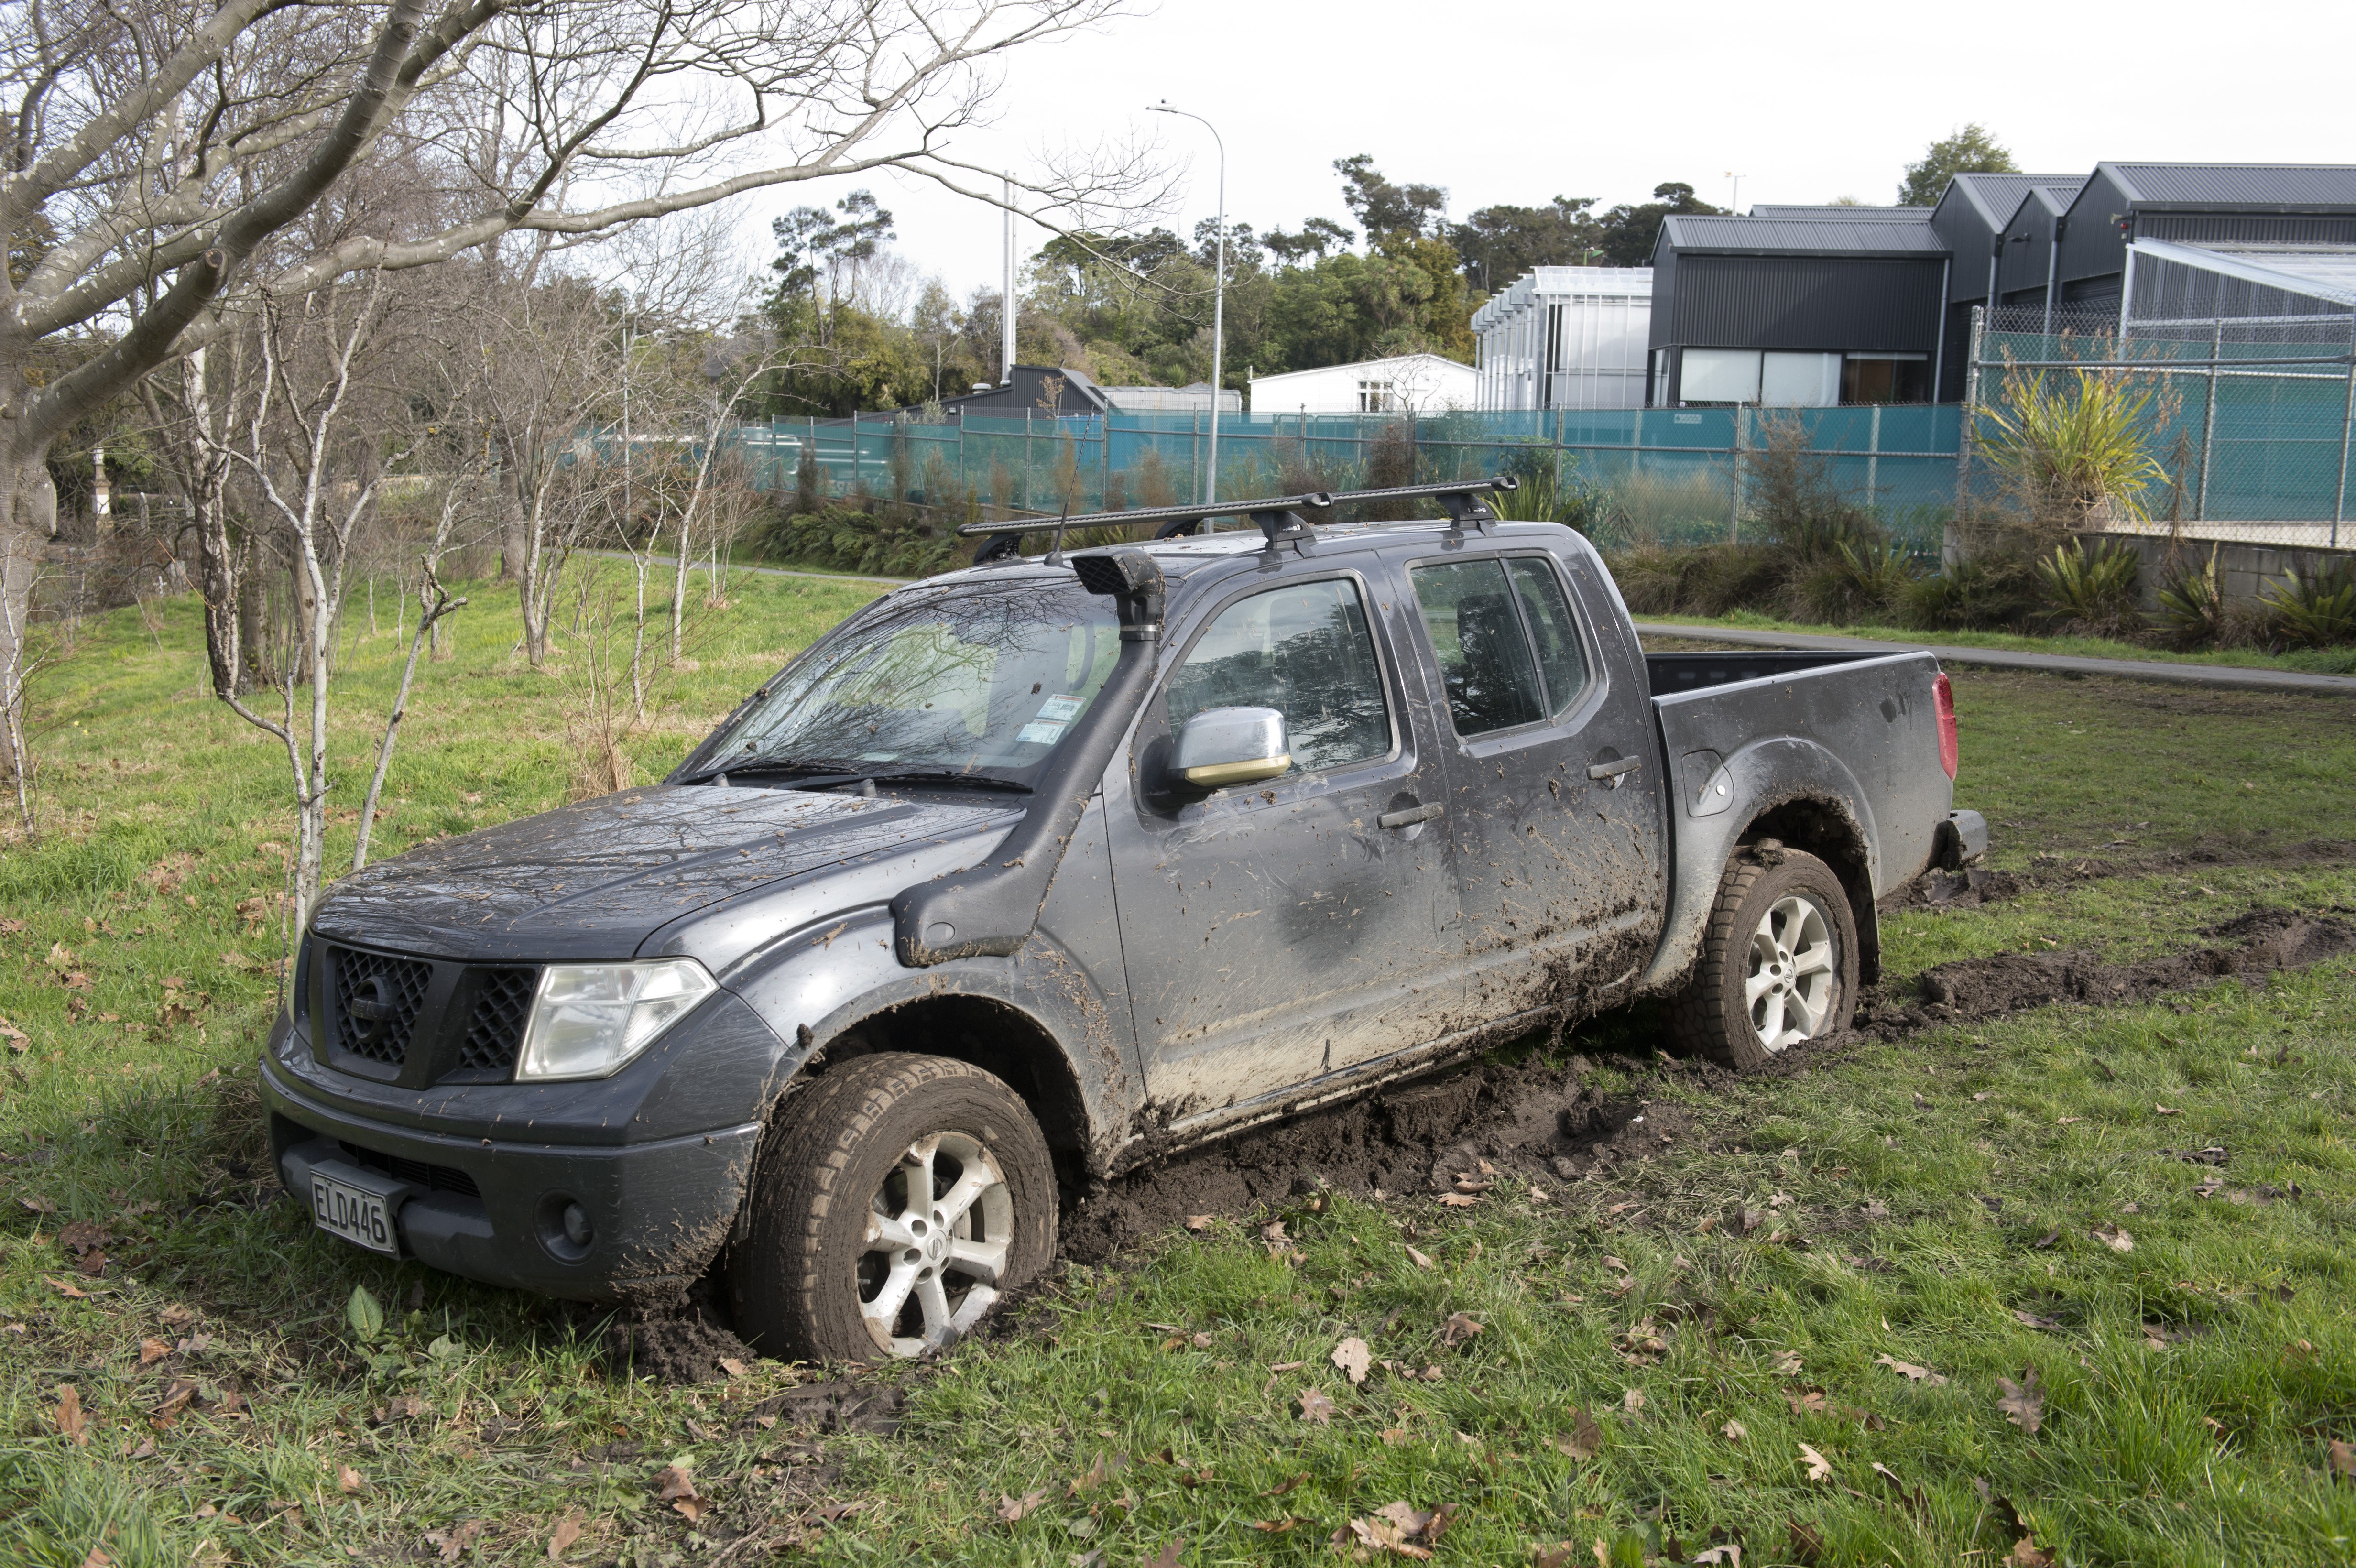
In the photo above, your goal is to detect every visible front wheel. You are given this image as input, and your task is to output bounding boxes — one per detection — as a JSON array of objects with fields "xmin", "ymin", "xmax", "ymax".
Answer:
[
  {"xmin": 731, "ymin": 1053, "xmax": 1057, "ymax": 1361},
  {"xmin": 1667, "ymin": 845, "xmax": 1859, "ymax": 1071}
]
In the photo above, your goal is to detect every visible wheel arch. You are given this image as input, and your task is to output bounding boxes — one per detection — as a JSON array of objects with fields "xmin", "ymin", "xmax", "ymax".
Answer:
[{"xmin": 1739, "ymin": 797, "xmax": 1881, "ymax": 986}]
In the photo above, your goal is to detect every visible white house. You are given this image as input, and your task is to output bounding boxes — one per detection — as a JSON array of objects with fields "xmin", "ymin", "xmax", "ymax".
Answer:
[{"xmin": 1247, "ymin": 353, "xmax": 1477, "ymax": 415}]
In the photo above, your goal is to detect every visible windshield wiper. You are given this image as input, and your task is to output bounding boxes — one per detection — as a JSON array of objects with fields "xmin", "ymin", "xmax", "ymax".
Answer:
[
  {"xmin": 860, "ymin": 770, "xmax": 1033, "ymax": 794},
  {"xmin": 676, "ymin": 757, "xmax": 859, "ymax": 788}
]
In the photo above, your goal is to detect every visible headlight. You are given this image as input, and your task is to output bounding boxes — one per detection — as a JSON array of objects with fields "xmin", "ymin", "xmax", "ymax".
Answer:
[{"xmin": 515, "ymin": 959, "xmax": 717, "ymax": 1081}]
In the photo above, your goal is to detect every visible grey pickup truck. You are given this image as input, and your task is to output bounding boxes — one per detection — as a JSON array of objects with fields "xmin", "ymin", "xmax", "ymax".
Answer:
[{"xmin": 262, "ymin": 478, "xmax": 1985, "ymax": 1361}]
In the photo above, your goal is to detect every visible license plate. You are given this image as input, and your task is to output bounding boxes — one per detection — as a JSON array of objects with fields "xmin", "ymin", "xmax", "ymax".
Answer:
[{"xmin": 311, "ymin": 1172, "xmax": 400, "ymax": 1255}]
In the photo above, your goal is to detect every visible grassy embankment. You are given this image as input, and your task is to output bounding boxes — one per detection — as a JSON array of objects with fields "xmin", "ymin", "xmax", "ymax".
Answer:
[{"xmin": 1, "ymin": 577, "xmax": 2351, "ymax": 1567}]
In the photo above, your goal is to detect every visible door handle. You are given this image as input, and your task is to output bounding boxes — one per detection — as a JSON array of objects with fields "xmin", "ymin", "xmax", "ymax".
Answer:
[
  {"xmin": 1378, "ymin": 802, "xmax": 1444, "ymax": 829},
  {"xmin": 1588, "ymin": 756, "xmax": 1642, "ymax": 787}
]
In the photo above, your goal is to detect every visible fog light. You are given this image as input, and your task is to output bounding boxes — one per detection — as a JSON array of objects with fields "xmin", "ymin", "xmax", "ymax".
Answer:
[{"xmin": 561, "ymin": 1202, "xmax": 593, "ymax": 1247}]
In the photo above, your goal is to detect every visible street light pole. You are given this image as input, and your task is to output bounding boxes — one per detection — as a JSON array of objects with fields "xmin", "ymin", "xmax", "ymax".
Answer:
[{"xmin": 1149, "ymin": 100, "xmax": 1225, "ymax": 503}]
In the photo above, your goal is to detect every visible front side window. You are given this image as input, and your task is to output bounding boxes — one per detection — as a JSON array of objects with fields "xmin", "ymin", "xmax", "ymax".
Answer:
[
  {"xmin": 1411, "ymin": 556, "xmax": 1591, "ymax": 737},
  {"xmin": 1166, "ymin": 578, "xmax": 1391, "ymax": 775},
  {"xmin": 707, "ymin": 581, "xmax": 1122, "ymax": 781}
]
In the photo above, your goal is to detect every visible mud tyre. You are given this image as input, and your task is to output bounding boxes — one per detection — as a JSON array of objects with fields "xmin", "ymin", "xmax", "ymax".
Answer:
[
  {"xmin": 731, "ymin": 1053, "xmax": 1056, "ymax": 1362},
  {"xmin": 1666, "ymin": 846, "xmax": 1859, "ymax": 1072}
]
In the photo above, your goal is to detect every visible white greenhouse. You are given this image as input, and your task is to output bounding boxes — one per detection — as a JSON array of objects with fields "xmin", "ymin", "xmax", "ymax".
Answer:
[{"xmin": 1473, "ymin": 267, "xmax": 1653, "ymax": 410}]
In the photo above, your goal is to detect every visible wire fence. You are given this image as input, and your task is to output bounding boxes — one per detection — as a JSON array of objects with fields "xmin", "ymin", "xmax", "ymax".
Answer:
[
  {"xmin": 1974, "ymin": 304, "xmax": 2356, "ymax": 548},
  {"xmin": 723, "ymin": 404, "xmax": 1965, "ymax": 556}
]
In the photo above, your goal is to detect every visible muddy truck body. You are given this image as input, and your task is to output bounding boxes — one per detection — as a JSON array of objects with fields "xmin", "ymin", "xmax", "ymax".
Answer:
[{"xmin": 262, "ymin": 480, "xmax": 1986, "ymax": 1359}]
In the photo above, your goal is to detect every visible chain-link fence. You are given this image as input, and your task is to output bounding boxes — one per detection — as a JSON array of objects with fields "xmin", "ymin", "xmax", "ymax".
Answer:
[{"xmin": 1974, "ymin": 301, "xmax": 2356, "ymax": 548}]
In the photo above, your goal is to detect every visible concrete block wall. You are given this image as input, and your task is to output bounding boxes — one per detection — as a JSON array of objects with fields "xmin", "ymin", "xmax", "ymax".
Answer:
[{"xmin": 2085, "ymin": 533, "xmax": 2355, "ymax": 609}]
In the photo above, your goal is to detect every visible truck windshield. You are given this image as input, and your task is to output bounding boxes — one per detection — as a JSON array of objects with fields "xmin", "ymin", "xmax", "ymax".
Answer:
[{"xmin": 700, "ymin": 580, "xmax": 1123, "ymax": 785}]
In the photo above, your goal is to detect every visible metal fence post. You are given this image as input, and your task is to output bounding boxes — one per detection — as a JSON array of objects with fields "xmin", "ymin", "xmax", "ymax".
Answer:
[
  {"xmin": 2196, "ymin": 317, "xmax": 2222, "ymax": 522},
  {"xmin": 1958, "ymin": 305, "xmax": 1985, "ymax": 519},
  {"xmin": 2336, "ymin": 315, "xmax": 2355, "ymax": 549},
  {"xmin": 1727, "ymin": 404, "xmax": 1747, "ymax": 544},
  {"xmin": 1866, "ymin": 403, "xmax": 1881, "ymax": 511}
]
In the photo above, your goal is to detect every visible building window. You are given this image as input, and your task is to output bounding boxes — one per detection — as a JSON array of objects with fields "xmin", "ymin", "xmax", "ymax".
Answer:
[
  {"xmin": 1678, "ymin": 349, "xmax": 1842, "ymax": 407},
  {"xmin": 1357, "ymin": 381, "xmax": 1396, "ymax": 413},
  {"xmin": 1840, "ymin": 354, "xmax": 1930, "ymax": 404}
]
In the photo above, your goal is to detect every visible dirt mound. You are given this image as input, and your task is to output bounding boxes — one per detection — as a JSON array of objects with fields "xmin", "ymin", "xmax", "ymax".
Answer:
[
  {"xmin": 599, "ymin": 1302, "xmax": 759, "ymax": 1384},
  {"xmin": 1902, "ymin": 867, "xmax": 2019, "ymax": 908},
  {"xmin": 1868, "ymin": 909, "xmax": 2355, "ymax": 1031},
  {"xmin": 1061, "ymin": 1055, "xmax": 1700, "ymax": 1265}
]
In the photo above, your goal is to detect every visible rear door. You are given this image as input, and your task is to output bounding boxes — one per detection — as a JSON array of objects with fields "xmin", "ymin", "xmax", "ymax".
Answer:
[
  {"xmin": 1396, "ymin": 540, "xmax": 1668, "ymax": 1022},
  {"xmin": 1104, "ymin": 563, "xmax": 1462, "ymax": 1127}
]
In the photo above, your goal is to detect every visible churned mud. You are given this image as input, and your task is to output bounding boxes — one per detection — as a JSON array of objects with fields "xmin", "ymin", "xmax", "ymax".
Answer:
[
  {"xmin": 597, "ymin": 1297, "xmax": 758, "ymax": 1384},
  {"xmin": 1060, "ymin": 905, "xmax": 2355, "ymax": 1265},
  {"xmin": 1062, "ymin": 1056, "xmax": 1690, "ymax": 1265},
  {"xmin": 1860, "ymin": 909, "xmax": 2356, "ymax": 1034}
]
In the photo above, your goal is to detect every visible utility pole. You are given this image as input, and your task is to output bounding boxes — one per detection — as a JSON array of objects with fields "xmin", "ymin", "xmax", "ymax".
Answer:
[
  {"xmin": 1001, "ymin": 172, "xmax": 1016, "ymax": 386},
  {"xmin": 1149, "ymin": 101, "xmax": 1226, "ymax": 503}
]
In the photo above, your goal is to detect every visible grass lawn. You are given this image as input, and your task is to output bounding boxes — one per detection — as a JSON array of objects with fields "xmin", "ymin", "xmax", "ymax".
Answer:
[
  {"xmin": 1636, "ymin": 609, "xmax": 2356, "ymax": 678},
  {"xmin": 1, "ymin": 576, "xmax": 2351, "ymax": 1568}
]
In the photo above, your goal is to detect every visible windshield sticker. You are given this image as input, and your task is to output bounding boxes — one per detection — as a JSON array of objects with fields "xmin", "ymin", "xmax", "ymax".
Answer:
[
  {"xmin": 1036, "ymin": 695, "xmax": 1084, "ymax": 721},
  {"xmin": 1015, "ymin": 720, "xmax": 1067, "ymax": 746}
]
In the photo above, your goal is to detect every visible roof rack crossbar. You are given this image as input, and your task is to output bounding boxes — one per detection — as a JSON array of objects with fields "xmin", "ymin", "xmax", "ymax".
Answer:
[{"xmin": 953, "ymin": 475, "xmax": 1517, "ymax": 544}]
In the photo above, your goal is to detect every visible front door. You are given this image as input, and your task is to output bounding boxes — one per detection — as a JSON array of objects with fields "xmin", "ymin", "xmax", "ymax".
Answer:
[
  {"xmin": 1105, "ymin": 566, "xmax": 1462, "ymax": 1129},
  {"xmin": 1399, "ymin": 544, "xmax": 1667, "ymax": 1024}
]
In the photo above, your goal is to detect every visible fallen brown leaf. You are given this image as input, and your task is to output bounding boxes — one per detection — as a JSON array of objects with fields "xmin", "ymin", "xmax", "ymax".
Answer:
[
  {"xmin": 54, "ymin": 1383, "xmax": 89, "ymax": 1446},
  {"xmin": 1183, "ymin": 1214, "xmax": 1212, "ymax": 1233},
  {"xmin": 45, "ymin": 1276, "xmax": 88, "ymax": 1299},
  {"xmin": 1553, "ymin": 1406, "xmax": 1603, "ymax": 1461},
  {"xmin": 2093, "ymin": 1224, "xmax": 2135, "ymax": 1253},
  {"xmin": 994, "ymin": 1488, "xmax": 1046, "ymax": 1524},
  {"xmin": 1997, "ymin": 1369, "xmax": 2046, "ymax": 1435},
  {"xmin": 1798, "ymin": 1442, "xmax": 1832, "ymax": 1481},
  {"xmin": 18, "ymin": 1195, "xmax": 56, "ymax": 1213},
  {"xmin": 2155, "ymin": 1104, "xmax": 2182, "ymax": 1116},
  {"xmin": 654, "ymin": 1465, "xmax": 698, "ymax": 1502},
  {"xmin": 1403, "ymin": 1244, "xmax": 1435, "ymax": 1270},
  {"xmin": 1621, "ymin": 1388, "xmax": 1645, "ymax": 1415},
  {"xmin": 1261, "ymin": 1472, "xmax": 1309, "ymax": 1497},
  {"xmin": 1874, "ymin": 1353, "xmax": 1949, "ymax": 1386},
  {"xmin": 1771, "ymin": 1349, "xmax": 1804, "ymax": 1376},
  {"xmin": 1722, "ymin": 1419, "xmax": 1747, "ymax": 1442},
  {"xmin": 2006, "ymin": 1537, "xmax": 2054, "ymax": 1567},
  {"xmin": 547, "ymin": 1514, "xmax": 583, "ymax": 1561},
  {"xmin": 1438, "ymin": 1193, "xmax": 1481, "ymax": 1208},
  {"xmin": 138, "ymin": 1338, "xmax": 170, "ymax": 1365},
  {"xmin": 1331, "ymin": 1337, "xmax": 1372, "ymax": 1385},
  {"xmin": 337, "ymin": 1465, "xmax": 364, "ymax": 1495},
  {"xmin": 2326, "ymin": 1438, "xmax": 2354, "ymax": 1484},
  {"xmin": 1246, "ymin": 1518, "xmax": 1298, "ymax": 1534},
  {"xmin": 717, "ymin": 1357, "xmax": 748, "ymax": 1378},
  {"xmin": 1440, "ymin": 1311, "xmax": 1485, "ymax": 1347},
  {"xmin": 1297, "ymin": 1387, "xmax": 1335, "ymax": 1425}
]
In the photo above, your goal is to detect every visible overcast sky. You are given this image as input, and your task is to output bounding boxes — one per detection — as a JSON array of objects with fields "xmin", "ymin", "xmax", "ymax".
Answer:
[{"xmin": 725, "ymin": 0, "xmax": 2356, "ymax": 303}]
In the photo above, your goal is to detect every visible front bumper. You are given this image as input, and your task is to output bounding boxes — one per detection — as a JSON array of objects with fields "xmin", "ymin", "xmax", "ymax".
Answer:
[{"xmin": 262, "ymin": 1052, "xmax": 758, "ymax": 1303}]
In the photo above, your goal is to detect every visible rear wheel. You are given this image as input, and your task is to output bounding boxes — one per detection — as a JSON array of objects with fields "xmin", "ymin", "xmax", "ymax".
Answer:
[
  {"xmin": 731, "ymin": 1053, "xmax": 1056, "ymax": 1361},
  {"xmin": 1667, "ymin": 845, "xmax": 1858, "ymax": 1071}
]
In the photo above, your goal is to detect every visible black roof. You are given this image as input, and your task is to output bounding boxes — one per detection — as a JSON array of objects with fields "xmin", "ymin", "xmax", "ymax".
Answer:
[
  {"xmin": 1746, "ymin": 204, "xmax": 1929, "ymax": 221},
  {"xmin": 2101, "ymin": 162, "xmax": 2356, "ymax": 209},
  {"xmin": 1656, "ymin": 214, "xmax": 1945, "ymax": 259}
]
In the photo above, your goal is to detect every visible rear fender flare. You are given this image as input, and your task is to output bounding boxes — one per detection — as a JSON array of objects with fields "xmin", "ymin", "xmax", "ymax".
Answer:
[{"xmin": 1642, "ymin": 737, "xmax": 1880, "ymax": 992}]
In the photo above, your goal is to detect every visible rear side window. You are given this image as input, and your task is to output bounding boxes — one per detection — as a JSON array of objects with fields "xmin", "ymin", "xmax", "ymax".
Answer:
[
  {"xmin": 1166, "ymin": 578, "xmax": 1392, "ymax": 773},
  {"xmin": 1410, "ymin": 557, "xmax": 1590, "ymax": 736}
]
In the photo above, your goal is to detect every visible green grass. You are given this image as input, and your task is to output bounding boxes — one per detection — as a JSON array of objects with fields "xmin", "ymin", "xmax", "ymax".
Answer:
[
  {"xmin": 1643, "ymin": 608, "xmax": 2356, "ymax": 677},
  {"xmin": 2, "ymin": 576, "xmax": 2352, "ymax": 1567}
]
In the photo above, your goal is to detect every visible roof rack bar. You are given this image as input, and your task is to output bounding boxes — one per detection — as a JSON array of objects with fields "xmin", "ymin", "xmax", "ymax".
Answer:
[{"xmin": 952, "ymin": 475, "xmax": 1518, "ymax": 542}]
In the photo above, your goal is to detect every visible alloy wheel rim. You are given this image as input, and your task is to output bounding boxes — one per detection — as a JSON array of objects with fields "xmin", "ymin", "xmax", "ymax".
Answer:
[
  {"xmin": 1744, "ymin": 893, "xmax": 1836, "ymax": 1052},
  {"xmin": 857, "ymin": 1131, "xmax": 1012, "ymax": 1356}
]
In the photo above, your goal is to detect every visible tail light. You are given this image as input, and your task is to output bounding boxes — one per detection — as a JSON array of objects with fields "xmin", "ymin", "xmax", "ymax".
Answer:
[{"xmin": 1933, "ymin": 672, "xmax": 1959, "ymax": 780}]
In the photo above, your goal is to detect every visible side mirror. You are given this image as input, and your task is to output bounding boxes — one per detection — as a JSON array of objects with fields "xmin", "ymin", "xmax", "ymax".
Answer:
[{"xmin": 1174, "ymin": 706, "xmax": 1291, "ymax": 788}]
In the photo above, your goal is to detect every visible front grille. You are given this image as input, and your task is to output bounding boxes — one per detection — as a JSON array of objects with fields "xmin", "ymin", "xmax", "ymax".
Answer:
[
  {"xmin": 339, "ymin": 1140, "xmax": 481, "ymax": 1198},
  {"xmin": 327, "ymin": 947, "xmax": 433, "ymax": 1066},
  {"xmin": 458, "ymin": 968, "xmax": 539, "ymax": 1074}
]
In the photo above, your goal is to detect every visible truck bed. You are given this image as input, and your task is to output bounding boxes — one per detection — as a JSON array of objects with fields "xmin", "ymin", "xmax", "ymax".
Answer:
[{"xmin": 1644, "ymin": 649, "xmax": 1888, "ymax": 695}]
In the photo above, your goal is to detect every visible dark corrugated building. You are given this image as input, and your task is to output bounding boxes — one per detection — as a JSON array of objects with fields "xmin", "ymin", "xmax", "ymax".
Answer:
[
  {"xmin": 1647, "ymin": 214, "xmax": 1950, "ymax": 407},
  {"xmin": 2054, "ymin": 163, "xmax": 2356, "ymax": 312},
  {"xmin": 1644, "ymin": 163, "xmax": 2356, "ymax": 407}
]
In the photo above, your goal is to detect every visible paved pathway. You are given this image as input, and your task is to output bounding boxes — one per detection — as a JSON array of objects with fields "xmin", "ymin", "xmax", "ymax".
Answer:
[{"xmin": 1635, "ymin": 622, "xmax": 2356, "ymax": 697}]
